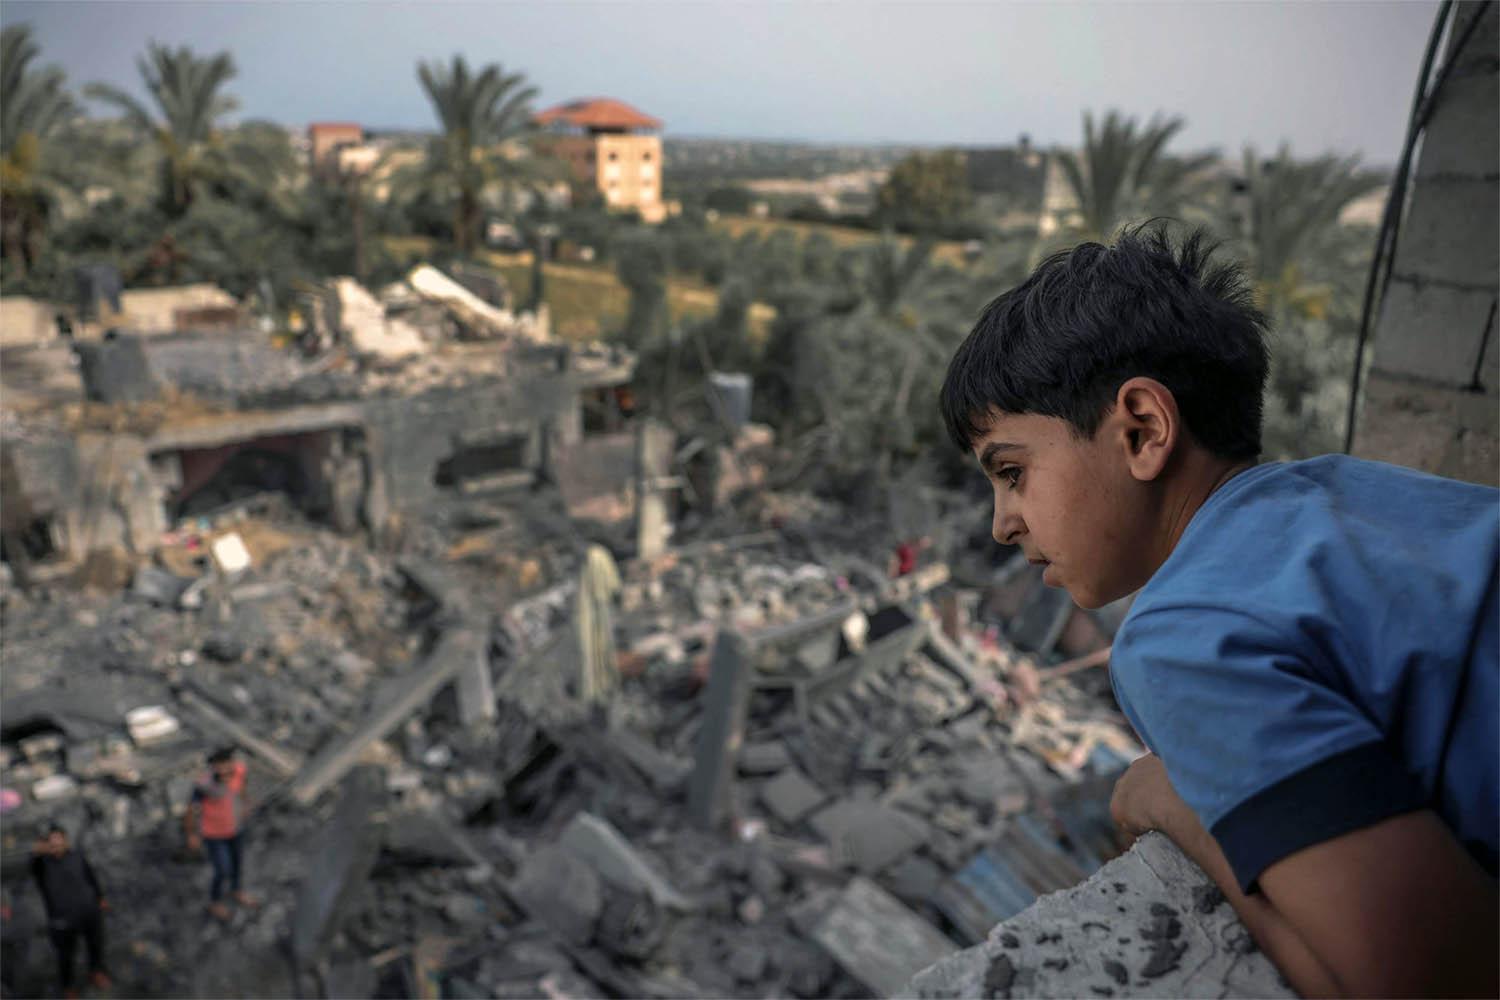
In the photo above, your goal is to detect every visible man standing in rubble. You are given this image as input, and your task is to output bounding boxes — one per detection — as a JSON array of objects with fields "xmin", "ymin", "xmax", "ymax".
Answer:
[
  {"xmin": 184, "ymin": 747, "xmax": 258, "ymax": 921},
  {"xmin": 30, "ymin": 825, "xmax": 111, "ymax": 998}
]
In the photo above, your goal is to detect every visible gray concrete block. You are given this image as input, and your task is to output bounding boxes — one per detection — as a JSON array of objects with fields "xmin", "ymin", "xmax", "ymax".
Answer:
[
  {"xmin": 558, "ymin": 811, "xmax": 692, "ymax": 911},
  {"xmin": 1353, "ymin": 370, "xmax": 1499, "ymax": 487},
  {"xmin": 908, "ymin": 833, "xmax": 1293, "ymax": 999},
  {"xmin": 810, "ymin": 798, "xmax": 928, "ymax": 873},
  {"xmin": 1391, "ymin": 177, "xmax": 1499, "ymax": 291},
  {"xmin": 290, "ymin": 767, "xmax": 384, "ymax": 966},
  {"xmin": 759, "ymin": 766, "xmax": 828, "ymax": 825},
  {"xmin": 1415, "ymin": 66, "xmax": 1499, "ymax": 180},
  {"xmin": 1371, "ymin": 277, "xmax": 1496, "ymax": 385},
  {"xmin": 814, "ymin": 876, "xmax": 957, "ymax": 998},
  {"xmin": 511, "ymin": 844, "xmax": 603, "ymax": 946},
  {"xmin": 687, "ymin": 630, "xmax": 753, "ymax": 829}
]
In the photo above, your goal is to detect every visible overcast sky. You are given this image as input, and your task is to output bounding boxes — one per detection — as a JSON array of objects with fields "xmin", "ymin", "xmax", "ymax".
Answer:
[{"xmin": 7, "ymin": 2, "xmax": 1437, "ymax": 165}]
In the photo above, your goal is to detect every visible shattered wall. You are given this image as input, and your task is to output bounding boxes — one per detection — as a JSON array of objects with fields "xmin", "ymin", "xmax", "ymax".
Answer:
[
  {"xmin": 363, "ymin": 373, "xmax": 577, "ymax": 513},
  {"xmin": 1353, "ymin": 1, "xmax": 1498, "ymax": 486},
  {"xmin": 909, "ymin": 832, "xmax": 1293, "ymax": 999}
]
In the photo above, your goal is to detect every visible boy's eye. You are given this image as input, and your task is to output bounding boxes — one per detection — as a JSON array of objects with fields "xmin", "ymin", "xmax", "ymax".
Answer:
[{"xmin": 998, "ymin": 466, "xmax": 1022, "ymax": 489}]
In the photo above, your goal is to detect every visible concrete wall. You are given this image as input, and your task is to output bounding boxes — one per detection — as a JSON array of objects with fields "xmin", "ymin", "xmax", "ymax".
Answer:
[
  {"xmin": 1353, "ymin": 2, "xmax": 1498, "ymax": 486},
  {"xmin": 364, "ymin": 372, "xmax": 577, "ymax": 513}
]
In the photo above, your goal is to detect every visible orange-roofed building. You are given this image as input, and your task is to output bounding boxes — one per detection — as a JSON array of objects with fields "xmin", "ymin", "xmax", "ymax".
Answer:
[
  {"xmin": 535, "ymin": 98, "xmax": 665, "ymax": 223},
  {"xmin": 308, "ymin": 122, "xmax": 364, "ymax": 174}
]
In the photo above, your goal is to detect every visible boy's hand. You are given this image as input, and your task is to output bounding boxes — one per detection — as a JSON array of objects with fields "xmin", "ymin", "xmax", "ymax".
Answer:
[{"xmin": 1110, "ymin": 753, "xmax": 1183, "ymax": 841}]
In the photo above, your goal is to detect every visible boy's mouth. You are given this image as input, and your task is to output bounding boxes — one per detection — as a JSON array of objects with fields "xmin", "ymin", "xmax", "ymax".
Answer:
[{"xmin": 1028, "ymin": 556, "xmax": 1058, "ymax": 586}]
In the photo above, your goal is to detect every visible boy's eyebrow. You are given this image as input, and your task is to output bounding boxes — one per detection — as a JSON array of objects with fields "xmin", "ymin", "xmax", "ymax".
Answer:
[{"xmin": 978, "ymin": 441, "xmax": 1025, "ymax": 470}]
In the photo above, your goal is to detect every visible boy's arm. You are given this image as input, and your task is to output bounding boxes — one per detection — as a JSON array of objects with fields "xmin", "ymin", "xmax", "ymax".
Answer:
[{"xmin": 1115, "ymin": 754, "xmax": 1499, "ymax": 998}]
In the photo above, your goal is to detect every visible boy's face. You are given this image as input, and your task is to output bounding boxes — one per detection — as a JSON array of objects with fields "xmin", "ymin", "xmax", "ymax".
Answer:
[{"xmin": 971, "ymin": 409, "xmax": 1156, "ymax": 610}]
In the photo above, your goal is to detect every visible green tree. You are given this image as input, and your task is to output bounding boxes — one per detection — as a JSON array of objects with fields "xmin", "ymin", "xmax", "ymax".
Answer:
[
  {"xmin": 1056, "ymin": 110, "xmax": 1215, "ymax": 239},
  {"xmin": 1226, "ymin": 147, "xmax": 1384, "ymax": 459},
  {"xmin": 615, "ymin": 229, "xmax": 670, "ymax": 348},
  {"xmin": 876, "ymin": 150, "xmax": 973, "ymax": 234},
  {"xmin": 1231, "ymin": 145, "xmax": 1384, "ymax": 310},
  {"xmin": 1, "ymin": 24, "xmax": 78, "ymax": 277},
  {"xmin": 85, "ymin": 44, "xmax": 274, "ymax": 219},
  {"xmin": 403, "ymin": 55, "xmax": 539, "ymax": 255}
]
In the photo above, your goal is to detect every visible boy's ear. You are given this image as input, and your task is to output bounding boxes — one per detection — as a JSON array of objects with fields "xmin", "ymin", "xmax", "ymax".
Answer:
[{"xmin": 1113, "ymin": 377, "xmax": 1179, "ymax": 482}]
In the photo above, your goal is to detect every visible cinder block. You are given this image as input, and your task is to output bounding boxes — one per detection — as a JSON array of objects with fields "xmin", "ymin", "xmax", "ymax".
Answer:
[
  {"xmin": 1415, "ymin": 67, "xmax": 1499, "ymax": 180},
  {"xmin": 1392, "ymin": 177, "xmax": 1499, "ymax": 291},
  {"xmin": 1371, "ymin": 277, "xmax": 1496, "ymax": 385},
  {"xmin": 1354, "ymin": 371, "xmax": 1499, "ymax": 487}
]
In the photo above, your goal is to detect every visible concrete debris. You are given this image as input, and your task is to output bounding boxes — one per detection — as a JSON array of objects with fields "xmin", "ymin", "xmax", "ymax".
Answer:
[
  {"xmin": 328, "ymin": 277, "xmax": 426, "ymax": 362},
  {"xmin": 511, "ymin": 845, "xmax": 605, "ymax": 946},
  {"xmin": 124, "ymin": 705, "xmax": 182, "ymax": 747},
  {"xmin": 908, "ymin": 833, "xmax": 1294, "ymax": 999},
  {"xmin": 686, "ymin": 630, "xmax": 753, "ymax": 829},
  {"xmin": 407, "ymin": 265, "xmax": 548, "ymax": 343},
  {"xmin": 759, "ymin": 766, "xmax": 827, "ymax": 825},
  {"xmin": 290, "ymin": 766, "xmax": 386, "ymax": 966},
  {"xmin": 812, "ymin": 876, "xmax": 956, "ymax": 998},
  {"xmin": 0, "ymin": 320, "xmax": 1178, "ymax": 998},
  {"xmin": 558, "ymin": 812, "xmax": 692, "ymax": 912},
  {"xmin": 210, "ymin": 531, "xmax": 253, "ymax": 574}
]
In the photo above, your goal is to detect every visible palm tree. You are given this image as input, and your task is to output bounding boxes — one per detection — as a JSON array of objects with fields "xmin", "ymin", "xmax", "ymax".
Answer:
[
  {"xmin": 85, "ymin": 43, "xmax": 268, "ymax": 219},
  {"xmin": 1, "ymin": 24, "xmax": 78, "ymax": 276},
  {"xmin": 1230, "ymin": 145, "xmax": 1384, "ymax": 310},
  {"xmin": 404, "ymin": 55, "xmax": 539, "ymax": 255},
  {"xmin": 1055, "ymin": 110, "xmax": 1216, "ymax": 239}
]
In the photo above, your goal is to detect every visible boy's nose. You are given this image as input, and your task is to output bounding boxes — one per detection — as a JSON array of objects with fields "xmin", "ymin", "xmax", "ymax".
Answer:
[{"xmin": 992, "ymin": 497, "xmax": 1024, "ymax": 546}]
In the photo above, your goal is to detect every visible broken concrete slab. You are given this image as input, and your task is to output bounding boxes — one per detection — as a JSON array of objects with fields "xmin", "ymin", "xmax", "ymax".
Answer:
[
  {"xmin": 328, "ymin": 277, "xmax": 425, "ymax": 362},
  {"xmin": 813, "ymin": 876, "xmax": 956, "ymax": 998},
  {"xmin": 686, "ymin": 629, "xmax": 753, "ymax": 829},
  {"xmin": 908, "ymin": 832, "xmax": 1294, "ymax": 999},
  {"xmin": 738, "ymin": 739, "xmax": 792, "ymax": 775},
  {"xmin": 381, "ymin": 808, "xmax": 489, "ymax": 869},
  {"xmin": 289, "ymin": 624, "xmax": 487, "ymax": 805},
  {"xmin": 510, "ymin": 844, "xmax": 604, "ymax": 946},
  {"xmin": 759, "ymin": 767, "xmax": 827, "ymax": 825},
  {"xmin": 810, "ymin": 798, "xmax": 928, "ymax": 873},
  {"xmin": 558, "ymin": 812, "xmax": 693, "ymax": 912},
  {"xmin": 178, "ymin": 688, "xmax": 303, "ymax": 778},
  {"xmin": 605, "ymin": 725, "xmax": 691, "ymax": 797},
  {"xmin": 290, "ymin": 766, "xmax": 385, "ymax": 966}
]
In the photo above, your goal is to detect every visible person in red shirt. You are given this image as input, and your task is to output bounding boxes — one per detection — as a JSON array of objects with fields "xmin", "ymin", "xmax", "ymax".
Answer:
[{"xmin": 184, "ymin": 747, "xmax": 258, "ymax": 921}]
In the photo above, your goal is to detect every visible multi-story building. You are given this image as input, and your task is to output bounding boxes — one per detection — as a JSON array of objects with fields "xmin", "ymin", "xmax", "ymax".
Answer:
[
  {"xmin": 307, "ymin": 122, "xmax": 364, "ymax": 175},
  {"xmin": 535, "ymin": 98, "xmax": 665, "ymax": 223}
]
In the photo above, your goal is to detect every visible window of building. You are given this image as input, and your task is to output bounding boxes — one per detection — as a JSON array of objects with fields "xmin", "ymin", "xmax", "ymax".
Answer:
[
  {"xmin": 642, "ymin": 151, "xmax": 653, "ymax": 162},
  {"xmin": 608, "ymin": 151, "xmax": 618, "ymax": 162}
]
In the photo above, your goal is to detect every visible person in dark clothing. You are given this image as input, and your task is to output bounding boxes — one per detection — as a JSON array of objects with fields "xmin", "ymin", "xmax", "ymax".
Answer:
[{"xmin": 29, "ymin": 826, "xmax": 110, "ymax": 997}]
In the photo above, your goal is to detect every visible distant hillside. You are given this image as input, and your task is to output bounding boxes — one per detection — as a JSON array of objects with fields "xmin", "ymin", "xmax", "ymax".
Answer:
[{"xmin": 664, "ymin": 137, "xmax": 916, "ymax": 184}]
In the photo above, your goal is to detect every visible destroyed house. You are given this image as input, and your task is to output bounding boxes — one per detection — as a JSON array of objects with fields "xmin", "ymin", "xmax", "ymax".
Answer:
[{"xmin": 0, "ymin": 275, "xmax": 635, "ymax": 588}]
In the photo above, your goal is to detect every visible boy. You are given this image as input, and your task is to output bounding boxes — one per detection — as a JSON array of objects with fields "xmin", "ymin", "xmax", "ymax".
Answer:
[
  {"xmin": 939, "ymin": 225, "xmax": 1497, "ymax": 997},
  {"xmin": 30, "ymin": 825, "xmax": 111, "ymax": 997},
  {"xmin": 184, "ymin": 747, "xmax": 258, "ymax": 921}
]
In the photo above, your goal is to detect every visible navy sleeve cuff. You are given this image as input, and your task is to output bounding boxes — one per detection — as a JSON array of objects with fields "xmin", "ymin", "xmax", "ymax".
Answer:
[{"xmin": 1211, "ymin": 740, "xmax": 1429, "ymax": 894}]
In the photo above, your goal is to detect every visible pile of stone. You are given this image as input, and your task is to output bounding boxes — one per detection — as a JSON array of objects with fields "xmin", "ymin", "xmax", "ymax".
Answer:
[{"xmin": 1, "ymin": 476, "xmax": 1142, "ymax": 999}]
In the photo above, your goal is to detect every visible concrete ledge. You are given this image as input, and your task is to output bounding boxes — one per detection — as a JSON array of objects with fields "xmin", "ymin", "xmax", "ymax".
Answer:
[
  {"xmin": 1354, "ymin": 371, "xmax": 1498, "ymax": 487},
  {"xmin": 908, "ymin": 833, "xmax": 1292, "ymax": 999}
]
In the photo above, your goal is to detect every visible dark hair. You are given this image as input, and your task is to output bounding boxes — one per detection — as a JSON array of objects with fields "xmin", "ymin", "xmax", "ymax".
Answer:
[
  {"xmin": 208, "ymin": 747, "xmax": 236, "ymax": 764},
  {"xmin": 940, "ymin": 224, "xmax": 1269, "ymax": 461},
  {"xmin": 46, "ymin": 824, "xmax": 67, "ymax": 837}
]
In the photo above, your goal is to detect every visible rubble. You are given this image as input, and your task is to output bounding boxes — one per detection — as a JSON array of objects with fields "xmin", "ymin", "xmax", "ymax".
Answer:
[
  {"xmin": 0, "ymin": 306, "xmax": 1191, "ymax": 998},
  {"xmin": 908, "ymin": 833, "xmax": 1295, "ymax": 999}
]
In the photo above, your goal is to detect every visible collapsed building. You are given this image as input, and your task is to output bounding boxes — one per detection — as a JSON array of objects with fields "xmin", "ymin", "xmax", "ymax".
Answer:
[
  {"xmin": 0, "ymin": 259, "xmax": 1219, "ymax": 998},
  {"xmin": 0, "ymin": 265, "xmax": 632, "ymax": 593}
]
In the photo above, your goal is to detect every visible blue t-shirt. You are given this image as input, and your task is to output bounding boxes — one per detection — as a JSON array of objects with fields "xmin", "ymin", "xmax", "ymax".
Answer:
[{"xmin": 1111, "ymin": 455, "xmax": 1498, "ymax": 892}]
